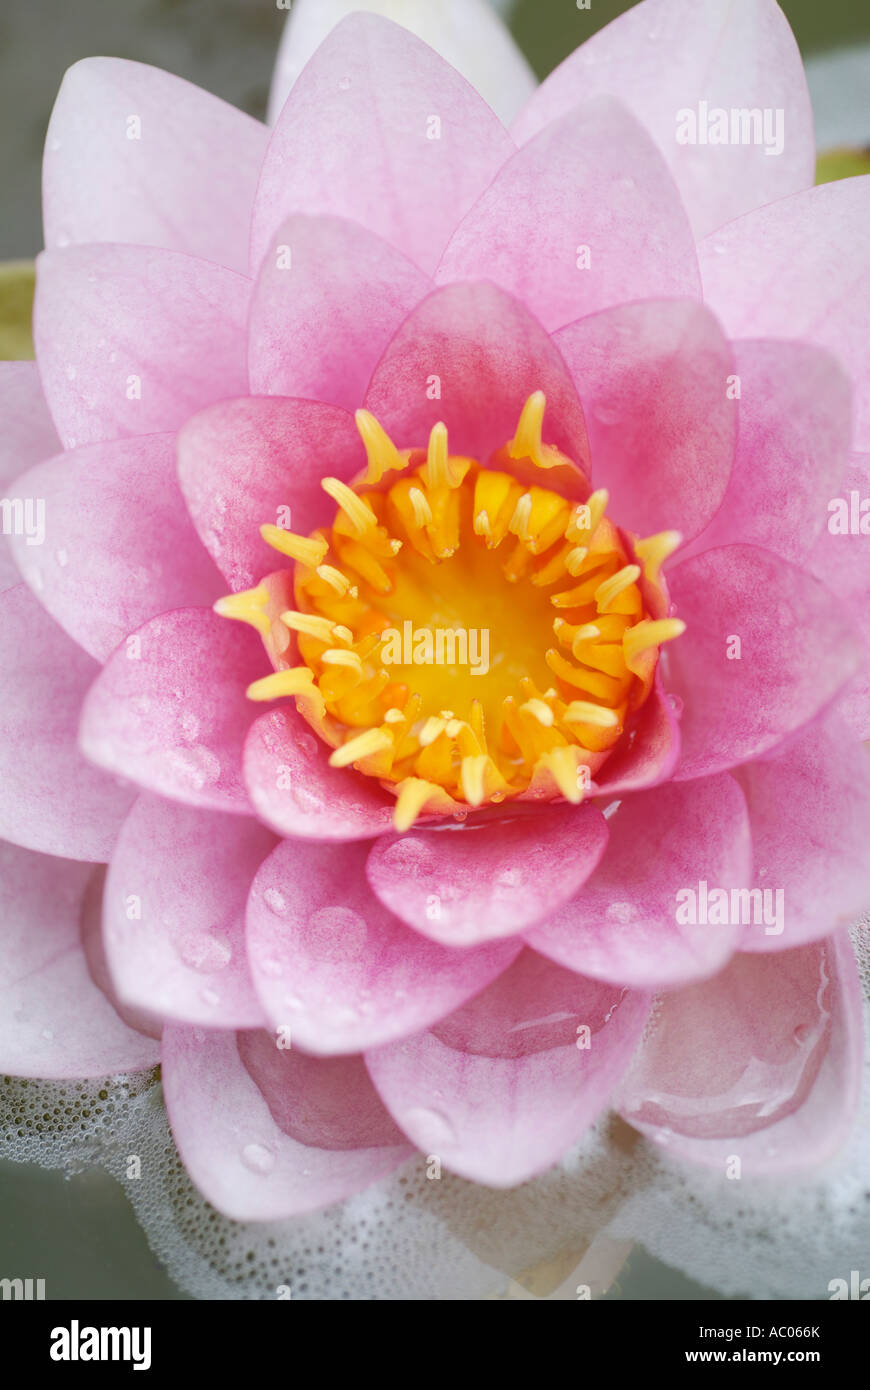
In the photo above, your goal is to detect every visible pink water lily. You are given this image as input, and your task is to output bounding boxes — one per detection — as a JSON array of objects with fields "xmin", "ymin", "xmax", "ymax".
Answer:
[{"xmin": 1, "ymin": 0, "xmax": 869, "ymax": 1224}]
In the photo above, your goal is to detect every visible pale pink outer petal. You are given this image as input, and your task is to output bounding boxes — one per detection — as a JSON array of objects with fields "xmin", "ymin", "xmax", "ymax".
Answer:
[
  {"xmin": 512, "ymin": 0, "xmax": 815, "ymax": 240},
  {"xmin": 684, "ymin": 341, "xmax": 852, "ymax": 565},
  {"xmin": 79, "ymin": 608, "xmax": 266, "ymax": 814},
  {"xmin": 0, "ymin": 839, "xmax": 159, "ymax": 1078},
  {"xmin": 365, "ymin": 805, "xmax": 608, "ymax": 946},
  {"xmin": 808, "ymin": 454, "xmax": 870, "ymax": 740},
  {"xmin": 735, "ymin": 717, "xmax": 870, "ymax": 953},
  {"xmin": 0, "ymin": 584, "xmax": 135, "ymax": 859},
  {"xmin": 666, "ymin": 544, "xmax": 864, "ymax": 780},
  {"xmin": 249, "ymin": 215, "xmax": 430, "ymax": 410},
  {"xmin": 436, "ymin": 98, "xmax": 699, "ymax": 331},
  {"xmin": 7, "ymin": 435, "xmax": 223, "ymax": 661},
  {"xmin": 104, "ymin": 794, "xmax": 276, "ymax": 1028},
  {"xmin": 366, "ymin": 949, "xmax": 650, "ymax": 1187},
  {"xmin": 0, "ymin": 363, "xmax": 61, "ymax": 592},
  {"xmin": 251, "ymin": 13, "xmax": 515, "ymax": 276},
  {"xmin": 34, "ymin": 245, "xmax": 250, "ymax": 449},
  {"xmin": 243, "ymin": 708, "xmax": 396, "ymax": 842},
  {"xmin": 554, "ymin": 299, "xmax": 734, "ymax": 542},
  {"xmin": 43, "ymin": 58, "xmax": 268, "ymax": 275},
  {"xmin": 246, "ymin": 837, "xmax": 521, "ymax": 1055},
  {"xmin": 698, "ymin": 178, "xmax": 870, "ymax": 450},
  {"xmin": 177, "ymin": 396, "xmax": 364, "ymax": 592},
  {"xmin": 364, "ymin": 281, "xmax": 589, "ymax": 468},
  {"xmin": 527, "ymin": 776, "xmax": 750, "ymax": 989},
  {"xmin": 162, "ymin": 1025, "xmax": 412, "ymax": 1221},
  {"xmin": 267, "ymin": 0, "xmax": 536, "ymax": 129},
  {"xmin": 0, "ymin": 363, "xmax": 60, "ymax": 479},
  {"xmin": 617, "ymin": 933, "xmax": 864, "ymax": 1174}
]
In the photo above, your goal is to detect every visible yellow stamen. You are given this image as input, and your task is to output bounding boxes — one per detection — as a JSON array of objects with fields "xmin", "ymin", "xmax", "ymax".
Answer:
[
  {"xmin": 329, "ymin": 727, "xmax": 393, "ymax": 768},
  {"xmin": 260, "ymin": 525, "xmax": 328, "ymax": 568},
  {"xmin": 355, "ymin": 409, "xmax": 408, "ymax": 484},
  {"xmin": 247, "ymin": 667, "xmax": 315, "ymax": 701},
  {"xmin": 213, "ymin": 586, "xmax": 270, "ymax": 637}
]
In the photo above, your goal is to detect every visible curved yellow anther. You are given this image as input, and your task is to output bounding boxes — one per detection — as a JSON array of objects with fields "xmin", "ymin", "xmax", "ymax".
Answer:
[
  {"xmin": 426, "ymin": 422, "xmax": 450, "ymax": 489},
  {"xmin": 634, "ymin": 531, "xmax": 682, "ymax": 583},
  {"xmin": 214, "ymin": 585, "xmax": 271, "ymax": 637},
  {"xmin": 247, "ymin": 667, "xmax": 315, "ymax": 701},
  {"xmin": 260, "ymin": 525, "xmax": 328, "ymax": 568},
  {"xmin": 321, "ymin": 477, "xmax": 376, "ymax": 536},
  {"xmin": 329, "ymin": 727, "xmax": 393, "ymax": 769},
  {"xmin": 355, "ymin": 409, "xmax": 407, "ymax": 484},
  {"xmin": 623, "ymin": 617, "xmax": 686, "ymax": 673}
]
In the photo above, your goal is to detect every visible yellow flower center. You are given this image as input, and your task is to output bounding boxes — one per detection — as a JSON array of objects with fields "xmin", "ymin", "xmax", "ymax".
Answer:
[{"xmin": 216, "ymin": 393, "xmax": 685, "ymax": 832}]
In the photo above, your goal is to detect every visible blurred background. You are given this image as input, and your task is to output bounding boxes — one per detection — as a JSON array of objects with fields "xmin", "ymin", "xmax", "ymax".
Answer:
[
  {"xmin": 0, "ymin": 0, "xmax": 867, "ymax": 1300},
  {"xmin": 1, "ymin": 0, "xmax": 869, "ymax": 258}
]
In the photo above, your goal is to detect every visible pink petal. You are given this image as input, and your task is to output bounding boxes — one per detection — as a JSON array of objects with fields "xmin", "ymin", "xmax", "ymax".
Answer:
[
  {"xmin": 267, "ymin": 0, "xmax": 536, "ymax": 129},
  {"xmin": 364, "ymin": 281, "xmax": 589, "ymax": 468},
  {"xmin": 808, "ymin": 454, "xmax": 870, "ymax": 740},
  {"xmin": 246, "ymin": 837, "xmax": 520, "ymax": 1055},
  {"xmin": 243, "ymin": 707, "xmax": 396, "ymax": 842},
  {"xmin": 554, "ymin": 299, "xmax": 734, "ymax": 541},
  {"xmin": 666, "ymin": 544, "xmax": 864, "ymax": 780},
  {"xmin": 35, "ymin": 245, "xmax": 250, "ymax": 448},
  {"xmin": 104, "ymin": 794, "xmax": 276, "ymax": 1027},
  {"xmin": 7, "ymin": 435, "xmax": 222, "ymax": 661},
  {"xmin": 617, "ymin": 933, "xmax": 864, "ymax": 1173},
  {"xmin": 177, "ymin": 396, "xmax": 363, "ymax": 592},
  {"xmin": 735, "ymin": 716, "xmax": 870, "ymax": 953},
  {"xmin": 0, "ymin": 584, "xmax": 135, "ymax": 859},
  {"xmin": 162, "ymin": 1025, "xmax": 411, "ymax": 1221},
  {"xmin": 0, "ymin": 839, "xmax": 159, "ymax": 1078},
  {"xmin": 513, "ymin": 0, "xmax": 815, "ymax": 240},
  {"xmin": 367, "ymin": 949, "xmax": 650, "ymax": 1186},
  {"xmin": 43, "ymin": 58, "xmax": 268, "ymax": 274},
  {"xmin": 79, "ymin": 608, "xmax": 265, "ymax": 813},
  {"xmin": 685, "ymin": 341, "xmax": 852, "ymax": 565},
  {"xmin": 698, "ymin": 177, "xmax": 870, "ymax": 450},
  {"xmin": 437, "ymin": 98, "xmax": 699, "ymax": 331},
  {"xmin": 252, "ymin": 13, "xmax": 514, "ymax": 276},
  {"xmin": 527, "ymin": 775, "xmax": 750, "ymax": 989},
  {"xmin": 365, "ymin": 805, "xmax": 608, "ymax": 946},
  {"xmin": 0, "ymin": 363, "xmax": 60, "ymax": 592},
  {"xmin": 249, "ymin": 215, "xmax": 430, "ymax": 410},
  {"xmin": 593, "ymin": 680, "xmax": 680, "ymax": 795}
]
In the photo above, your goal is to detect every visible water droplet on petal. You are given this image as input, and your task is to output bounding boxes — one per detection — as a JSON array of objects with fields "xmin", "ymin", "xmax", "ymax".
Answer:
[
  {"xmin": 177, "ymin": 928, "xmax": 232, "ymax": 973},
  {"xmin": 307, "ymin": 905, "xmax": 368, "ymax": 958},
  {"xmin": 263, "ymin": 887, "xmax": 288, "ymax": 915},
  {"xmin": 241, "ymin": 1142, "xmax": 275, "ymax": 1174},
  {"xmin": 404, "ymin": 1107, "xmax": 456, "ymax": 1148}
]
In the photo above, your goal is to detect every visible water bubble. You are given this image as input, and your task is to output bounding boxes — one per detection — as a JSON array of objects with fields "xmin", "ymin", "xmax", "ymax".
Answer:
[
  {"xmin": 177, "ymin": 928, "xmax": 232, "ymax": 973},
  {"xmin": 382, "ymin": 838, "xmax": 435, "ymax": 876},
  {"xmin": 263, "ymin": 887, "xmax": 288, "ymax": 916},
  {"xmin": 307, "ymin": 906, "xmax": 368, "ymax": 958},
  {"xmin": 259, "ymin": 957, "xmax": 284, "ymax": 978},
  {"xmin": 240, "ymin": 1142, "xmax": 276, "ymax": 1175},
  {"xmin": 55, "ymin": 549, "xmax": 69, "ymax": 567},
  {"xmin": 606, "ymin": 901, "xmax": 636, "ymax": 925},
  {"xmin": 403, "ymin": 1107, "xmax": 456, "ymax": 1148},
  {"xmin": 179, "ymin": 710, "xmax": 200, "ymax": 743},
  {"xmin": 167, "ymin": 744, "xmax": 221, "ymax": 790},
  {"xmin": 338, "ymin": 75, "xmax": 352, "ymax": 91}
]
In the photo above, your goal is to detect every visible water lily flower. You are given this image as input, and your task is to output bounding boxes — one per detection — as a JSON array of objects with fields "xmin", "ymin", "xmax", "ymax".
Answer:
[{"xmin": 1, "ymin": 0, "xmax": 869, "ymax": 1226}]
